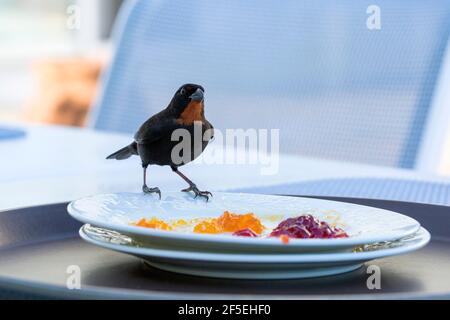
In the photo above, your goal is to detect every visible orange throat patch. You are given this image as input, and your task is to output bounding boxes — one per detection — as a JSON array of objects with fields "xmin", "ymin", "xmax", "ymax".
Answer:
[{"xmin": 177, "ymin": 100, "xmax": 204, "ymax": 125}]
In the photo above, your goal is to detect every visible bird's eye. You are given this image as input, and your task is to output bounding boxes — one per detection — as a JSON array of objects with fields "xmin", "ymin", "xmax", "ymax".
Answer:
[{"xmin": 180, "ymin": 88, "xmax": 186, "ymax": 95}]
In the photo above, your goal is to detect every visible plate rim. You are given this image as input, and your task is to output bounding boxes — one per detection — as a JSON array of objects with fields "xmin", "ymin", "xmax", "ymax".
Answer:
[
  {"xmin": 143, "ymin": 261, "xmax": 364, "ymax": 279},
  {"xmin": 79, "ymin": 225, "xmax": 430, "ymax": 264},
  {"xmin": 68, "ymin": 192, "xmax": 421, "ymax": 248}
]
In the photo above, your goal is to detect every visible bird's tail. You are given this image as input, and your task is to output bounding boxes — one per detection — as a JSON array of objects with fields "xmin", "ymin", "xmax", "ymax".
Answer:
[{"xmin": 106, "ymin": 142, "xmax": 138, "ymax": 160}]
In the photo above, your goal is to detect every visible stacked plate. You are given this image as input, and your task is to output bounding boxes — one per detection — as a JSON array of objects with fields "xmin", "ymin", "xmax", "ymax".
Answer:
[{"xmin": 68, "ymin": 192, "xmax": 430, "ymax": 279}]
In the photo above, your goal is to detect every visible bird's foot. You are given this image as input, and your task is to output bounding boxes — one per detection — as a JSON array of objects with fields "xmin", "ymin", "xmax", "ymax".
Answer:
[
  {"xmin": 182, "ymin": 185, "xmax": 212, "ymax": 202},
  {"xmin": 142, "ymin": 185, "xmax": 161, "ymax": 199}
]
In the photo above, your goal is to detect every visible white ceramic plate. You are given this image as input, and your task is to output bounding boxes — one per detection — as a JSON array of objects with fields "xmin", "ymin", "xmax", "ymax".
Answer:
[
  {"xmin": 79, "ymin": 225, "xmax": 430, "ymax": 279},
  {"xmin": 68, "ymin": 192, "xmax": 421, "ymax": 253}
]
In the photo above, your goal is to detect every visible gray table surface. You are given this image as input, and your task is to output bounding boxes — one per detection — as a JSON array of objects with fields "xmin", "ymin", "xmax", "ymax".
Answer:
[{"xmin": 0, "ymin": 197, "xmax": 449, "ymax": 300}]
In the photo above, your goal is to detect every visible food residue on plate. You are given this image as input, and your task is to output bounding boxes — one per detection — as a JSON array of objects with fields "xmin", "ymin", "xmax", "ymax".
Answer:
[
  {"xmin": 133, "ymin": 217, "xmax": 190, "ymax": 231},
  {"xmin": 270, "ymin": 214, "xmax": 348, "ymax": 239},
  {"xmin": 132, "ymin": 212, "xmax": 348, "ymax": 243},
  {"xmin": 232, "ymin": 228, "xmax": 258, "ymax": 237},
  {"xmin": 193, "ymin": 211, "xmax": 265, "ymax": 235}
]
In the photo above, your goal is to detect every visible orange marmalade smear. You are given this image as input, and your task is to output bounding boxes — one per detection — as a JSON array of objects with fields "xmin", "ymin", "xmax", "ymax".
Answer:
[
  {"xmin": 193, "ymin": 219, "xmax": 222, "ymax": 234},
  {"xmin": 133, "ymin": 218, "xmax": 173, "ymax": 231},
  {"xmin": 193, "ymin": 211, "xmax": 265, "ymax": 235},
  {"xmin": 280, "ymin": 234, "xmax": 290, "ymax": 244}
]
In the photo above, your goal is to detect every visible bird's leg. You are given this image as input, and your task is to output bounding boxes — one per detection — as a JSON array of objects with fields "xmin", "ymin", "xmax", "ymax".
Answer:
[
  {"xmin": 171, "ymin": 166, "xmax": 212, "ymax": 201},
  {"xmin": 142, "ymin": 165, "xmax": 161, "ymax": 199}
]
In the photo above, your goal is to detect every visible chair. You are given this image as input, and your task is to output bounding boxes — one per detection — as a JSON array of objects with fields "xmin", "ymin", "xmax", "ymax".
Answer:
[
  {"xmin": 89, "ymin": 0, "xmax": 450, "ymax": 171},
  {"xmin": 233, "ymin": 177, "xmax": 450, "ymax": 206}
]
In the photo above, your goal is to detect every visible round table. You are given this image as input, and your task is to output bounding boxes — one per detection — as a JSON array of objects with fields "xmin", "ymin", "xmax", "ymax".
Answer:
[{"xmin": 1, "ymin": 123, "xmax": 450, "ymax": 299}]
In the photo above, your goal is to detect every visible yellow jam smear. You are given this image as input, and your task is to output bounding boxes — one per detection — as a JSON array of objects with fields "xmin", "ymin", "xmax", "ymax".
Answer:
[
  {"xmin": 133, "ymin": 217, "xmax": 173, "ymax": 230},
  {"xmin": 132, "ymin": 218, "xmax": 190, "ymax": 231},
  {"xmin": 193, "ymin": 219, "xmax": 222, "ymax": 234}
]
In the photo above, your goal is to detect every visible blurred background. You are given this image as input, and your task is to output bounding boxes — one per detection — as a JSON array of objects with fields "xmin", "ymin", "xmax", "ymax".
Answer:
[
  {"xmin": 0, "ymin": 0, "xmax": 122, "ymax": 124},
  {"xmin": 1, "ymin": 0, "xmax": 450, "ymax": 175}
]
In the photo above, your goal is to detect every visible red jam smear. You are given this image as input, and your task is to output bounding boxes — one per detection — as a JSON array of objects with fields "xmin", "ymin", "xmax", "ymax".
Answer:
[
  {"xmin": 232, "ymin": 228, "xmax": 258, "ymax": 237},
  {"xmin": 270, "ymin": 214, "xmax": 348, "ymax": 239}
]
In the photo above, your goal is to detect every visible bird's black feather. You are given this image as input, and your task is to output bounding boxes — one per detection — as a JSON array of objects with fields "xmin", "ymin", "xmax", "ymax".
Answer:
[
  {"xmin": 106, "ymin": 142, "xmax": 138, "ymax": 160},
  {"xmin": 106, "ymin": 84, "xmax": 214, "ymax": 200},
  {"xmin": 107, "ymin": 83, "xmax": 213, "ymax": 167}
]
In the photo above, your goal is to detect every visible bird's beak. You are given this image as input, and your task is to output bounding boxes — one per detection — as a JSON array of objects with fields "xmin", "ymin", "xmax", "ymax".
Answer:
[{"xmin": 189, "ymin": 88, "xmax": 204, "ymax": 102}]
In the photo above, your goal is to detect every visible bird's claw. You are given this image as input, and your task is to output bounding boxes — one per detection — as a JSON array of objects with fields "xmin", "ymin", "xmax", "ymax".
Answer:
[
  {"xmin": 182, "ymin": 185, "xmax": 212, "ymax": 201},
  {"xmin": 143, "ymin": 185, "xmax": 161, "ymax": 199}
]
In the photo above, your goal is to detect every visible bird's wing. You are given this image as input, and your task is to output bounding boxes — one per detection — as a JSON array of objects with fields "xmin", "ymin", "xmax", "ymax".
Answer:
[
  {"xmin": 204, "ymin": 119, "xmax": 214, "ymax": 141},
  {"xmin": 134, "ymin": 117, "xmax": 182, "ymax": 144}
]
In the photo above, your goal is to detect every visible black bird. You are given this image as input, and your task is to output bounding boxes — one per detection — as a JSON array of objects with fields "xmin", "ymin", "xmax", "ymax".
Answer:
[{"xmin": 106, "ymin": 84, "xmax": 214, "ymax": 201}]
